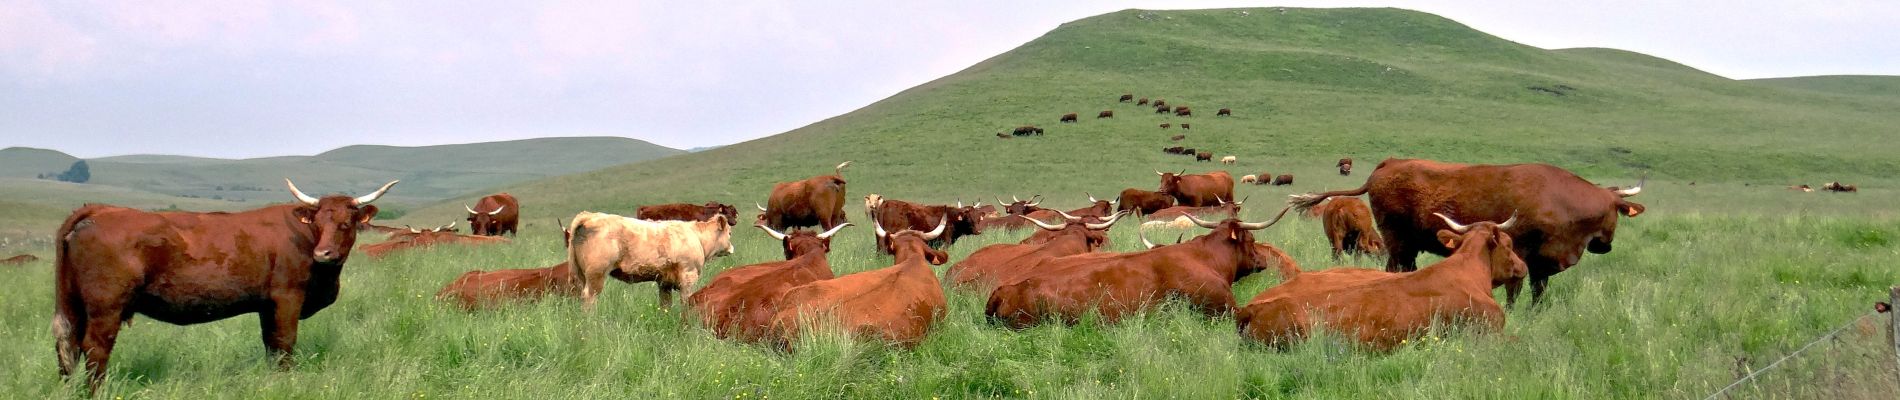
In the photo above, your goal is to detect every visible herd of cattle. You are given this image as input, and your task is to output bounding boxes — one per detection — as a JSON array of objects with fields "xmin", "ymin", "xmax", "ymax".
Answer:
[
  {"xmin": 40, "ymin": 155, "xmax": 1660, "ymax": 390},
  {"xmin": 1786, "ymin": 181, "xmax": 1860, "ymax": 193},
  {"xmin": 1003, "ymin": 94, "xmax": 1247, "ymax": 169}
]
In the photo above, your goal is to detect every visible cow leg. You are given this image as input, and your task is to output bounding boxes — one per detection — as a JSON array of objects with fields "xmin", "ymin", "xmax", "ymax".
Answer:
[
  {"xmin": 1329, "ymin": 234, "xmax": 1346, "ymax": 263},
  {"xmin": 1528, "ymin": 273, "xmax": 1552, "ymax": 307},
  {"xmin": 1502, "ymin": 277, "xmax": 1525, "ymax": 308},
  {"xmin": 1385, "ymin": 245, "xmax": 1418, "ymax": 273},
  {"xmin": 1185, "ymin": 288, "xmax": 1238, "ymax": 318},
  {"xmin": 258, "ymin": 297, "xmax": 305, "ymax": 370},
  {"xmin": 78, "ymin": 299, "xmax": 129, "ymax": 388}
]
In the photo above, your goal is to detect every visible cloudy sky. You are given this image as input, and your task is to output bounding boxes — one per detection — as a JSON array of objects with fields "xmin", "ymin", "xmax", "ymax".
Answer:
[{"xmin": 3, "ymin": 0, "xmax": 1895, "ymax": 159}]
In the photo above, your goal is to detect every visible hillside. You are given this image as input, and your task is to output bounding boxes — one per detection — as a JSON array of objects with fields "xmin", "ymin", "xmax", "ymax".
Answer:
[
  {"xmin": 402, "ymin": 7, "xmax": 1900, "ymax": 224},
  {"xmin": 0, "ymin": 137, "xmax": 684, "ymax": 211},
  {"xmin": 1749, "ymin": 75, "xmax": 1900, "ymax": 98}
]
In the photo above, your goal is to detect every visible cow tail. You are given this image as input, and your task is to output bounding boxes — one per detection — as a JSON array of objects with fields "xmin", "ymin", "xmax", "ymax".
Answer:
[
  {"xmin": 1287, "ymin": 185, "xmax": 1368, "ymax": 214},
  {"xmin": 52, "ymin": 205, "xmax": 102, "ymax": 374}
]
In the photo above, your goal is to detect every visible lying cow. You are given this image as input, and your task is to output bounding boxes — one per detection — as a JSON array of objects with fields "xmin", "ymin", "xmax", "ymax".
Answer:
[
  {"xmin": 435, "ymin": 261, "xmax": 580, "ymax": 311},
  {"xmin": 567, "ymin": 212, "xmax": 735, "ymax": 311},
  {"xmin": 1236, "ymin": 214, "xmax": 1524, "ymax": 351},
  {"xmin": 361, "ymin": 223, "xmax": 508, "ymax": 259},
  {"xmin": 946, "ymin": 211, "xmax": 1125, "ymax": 289},
  {"xmin": 1, "ymin": 253, "xmax": 38, "ymax": 266},
  {"xmin": 637, "ymin": 201, "xmax": 739, "ymax": 225},
  {"xmin": 769, "ymin": 218, "xmax": 949, "ymax": 350},
  {"xmin": 690, "ymin": 223, "xmax": 851, "ymax": 341}
]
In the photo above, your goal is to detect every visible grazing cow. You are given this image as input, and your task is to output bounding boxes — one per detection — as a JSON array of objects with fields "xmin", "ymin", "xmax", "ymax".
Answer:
[
  {"xmin": 638, "ymin": 202, "xmax": 739, "ymax": 226},
  {"xmin": 1310, "ymin": 197, "xmax": 1385, "ymax": 261},
  {"xmin": 1119, "ymin": 94, "xmax": 1134, "ymax": 102},
  {"xmin": 1011, "ymin": 126, "xmax": 1044, "ymax": 136},
  {"xmin": 1196, "ymin": 152, "xmax": 1214, "ymax": 162},
  {"xmin": 1272, "ymin": 174, "xmax": 1295, "ymax": 186},
  {"xmin": 1171, "ymin": 134, "xmax": 1186, "ymax": 141},
  {"xmin": 1153, "ymin": 99, "xmax": 1167, "ymax": 109},
  {"xmin": 53, "ymin": 179, "xmax": 395, "ymax": 388},
  {"xmin": 1338, "ymin": 158, "xmax": 1355, "ymax": 176},
  {"xmin": 1175, "ymin": 107, "xmax": 1192, "ymax": 117},
  {"xmin": 1788, "ymin": 184, "xmax": 1813, "ymax": 192},
  {"xmin": 1241, "ymin": 175, "xmax": 1258, "ymax": 184},
  {"xmin": 1145, "ymin": 196, "xmax": 1243, "ymax": 221},
  {"xmin": 1180, "ymin": 148, "xmax": 1197, "ymax": 156},
  {"xmin": 1116, "ymin": 188, "xmax": 1175, "ymax": 216},
  {"xmin": 362, "ymin": 224, "xmax": 510, "ymax": 259},
  {"xmin": 1221, "ymin": 155, "xmax": 1237, "ymax": 165},
  {"xmin": 995, "ymin": 132, "xmax": 1010, "ymax": 139},
  {"xmin": 871, "ymin": 199, "xmax": 986, "ymax": 252},
  {"xmin": 1137, "ymin": 98, "xmax": 1150, "ymax": 106},
  {"xmin": 465, "ymin": 193, "xmax": 520, "ymax": 236},
  {"xmin": 435, "ymin": 261, "xmax": 581, "ymax": 311},
  {"xmin": 1155, "ymin": 105, "xmax": 1172, "ymax": 114},
  {"xmin": 1157, "ymin": 170, "xmax": 1236, "ymax": 207},
  {"xmin": 1098, "ymin": 110, "xmax": 1114, "ymax": 119},
  {"xmin": 1237, "ymin": 214, "xmax": 1525, "ymax": 351},
  {"xmin": 1181, "ymin": 123, "xmax": 1190, "ymax": 130},
  {"xmin": 1163, "ymin": 146, "xmax": 1186, "ymax": 154},
  {"xmin": 567, "ymin": 211, "xmax": 735, "ymax": 311},
  {"xmin": 1160, "ymin": 123, "xmax": 1172, "ymax": 129},
  {"xmin": 1287, "ymin": 158, "xmax": 1646, "ymax": 305},
  {"xmin": 1251, "ymin": 171, "xmax": 1273, "ymax": 185},
  {"xmin": 1060, "ymin": 113, "xmax": 1079, "ymax": 123},
  {"xmin": 769, "ymin": 219, "xmax": 949, "ymax": 350},
  {"xmin": 2, "ymin": 254, "xmax": 39, "ymax": 266},
  {"xmin": 690, "ymin": 223, "xmax": 851, "ymax": 341},
  {"xmin": 947, "ymin": 212, "xmax": 1124, "ymax": 289},
  {"xmin": 985, "ymin": 210, "xmax": 1291, "ymax": 329},
  {"xmin": 759, "ymin": 161, "xmax": 852, "ymax": 230},
  {"xmin": 1217, "ymin": 108, "xmax": 1232, "ymax": 117},
  {"xmin": 1824, "ymin": 182, "xmax": 1859, "ymax": 193}
]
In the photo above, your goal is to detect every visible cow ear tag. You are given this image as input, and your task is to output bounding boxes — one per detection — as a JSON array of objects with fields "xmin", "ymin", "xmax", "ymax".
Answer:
[{"xmin": 300, "ymin": 216, "xmax": 312, "ymax": 224}]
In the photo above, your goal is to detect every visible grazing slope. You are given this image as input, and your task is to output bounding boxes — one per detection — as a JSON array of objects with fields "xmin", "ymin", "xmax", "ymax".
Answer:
[{"xmin": 406, "ymin": 7, "xmax": 1898, "ymax": 224}]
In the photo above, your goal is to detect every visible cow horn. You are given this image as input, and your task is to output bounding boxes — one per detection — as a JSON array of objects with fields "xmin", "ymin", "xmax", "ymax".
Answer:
[
  {"xmin": 921, "ymin": 217, "xmax": 947, "ymax": 240},
  {"xmin": 1236, "ymin": 196, "xmax": 1250, "ymax": 205},
  {"xmin": 1497, "ymin": 213, "xmax": 1521, "ymax": 230},
  {"xmin": 1086, "ymin": 192, "xmax": 1098, "ymax": 203},
  {"xmin": 997, "ymin": 196, "xmax": 1008, "ymax": 207},
  {"xmin": 816, "ymin": 223, "xmax": 852, "ymax": 239},
  {"xmin": 973, "ymin": 200, "xmax": 984, "ymax": 208},
  {"xmin": 956, "ymin": 199, "xmax": 964, "ymax": 208},
  {"xmin": 285, "ymin": 179, "xmax": 320, "ymax": 206},
  {"xmin": 757, "ymin": 224, "xmax": 789, "ymax": 241},
  {"xmin": 1026, "ymin": 195, "xmax": 1042, "ymax": 206},
  {"xmin": 1156, "ymin": 171, "xmax": 1165, "ymax": 176},
  {"xmin": 1435, "ymin": 213, "xmax": 1472, "ymax": 233},
  {"xmin": 407, "ymin": 226, "xmax": 420, "ymax": 234},
  {"xmin": 1184, "ymin": 213, "xmax": 1223, "ymax": 229},
  {"xmin": 1024, "ymin": 215, "xmax": 1068, "ymax": 231},
  {"xmin": 1236, "ymin": 206, "xmax": 1292, "ymax": 230},
  {"xmin": 352, "ymin": 180, "xmax": 399, "ymax": 205},
  {"xmin": 756, "ymin": 203, "xmax": 768, "ymax": 212},
  {"xmin": 873, "ymin": 220, "xmax": 889, "ymax": 238},
  {"xmin": 1054, "ymin": 209, "xmax": 1085, "ymax": 222},
  {"xmin": 465, "ymin": 204, "xmax": 478, "ymax": 214},
  {"xmin": 1140, "ymin": 228, "xmax": 1161, "ymax": 249},
  {"xmin": 1615, "ymin": 174, "xmax": 1646, "ymax": 197},
  {"xmin": 834, "ymin": 161, "xmax": 852, "ymax": 176},
  {"xmin": 489, "ymin": 205, "xmax": 505, "ymax": 216},
  {"xmin": 1084, "ymin": 211, "xmax": 1126, "ymax": 230}
]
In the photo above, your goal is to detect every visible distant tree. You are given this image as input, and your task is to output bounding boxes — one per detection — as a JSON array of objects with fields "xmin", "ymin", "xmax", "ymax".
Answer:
[
  {"xmin": 36, "ymin": 173, "xmax": 45, "ymax": 179},
  {"xmin": 215, "ymin": 185, "xmax": 224, "ymax": 191},
  {"xmin": 55, "ymin": 160, "xmax": 90, "ymax": 183}
]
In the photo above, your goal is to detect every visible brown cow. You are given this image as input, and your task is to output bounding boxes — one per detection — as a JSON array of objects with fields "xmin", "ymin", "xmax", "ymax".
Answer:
[
  {"xmin": 1139, "ymin": 228, "xmax": 1300, "ymax": 281},
  {"xmin": 985, "ymin": 209, "xmax": 1290, "ymax": 329},
  {"xmin": 769, "ymin": 218, "xmax": 949, "ymax": 350},
  {"xmin": 465, "ymin": 193, "xmax": 520, "ymax": 236},
  {"xmin": 1338, "ymin": 158, "xmax": 1354, "ymax": 176},
  {"xmin": 1098, "ymin": 110, "xmax": 1114, "ymax": 119},
  {"xmin": 1272, "ymin": 174, "xmax": 1295, "ymax": 185},
  {"xmin": 1824, "ymin": 182, "xmax": 1859, "ymax": 193},
  {"xmin": 1287, "ymin": 158, "xmax": 1645, "ymax": 305},
  {"xmin": 1116, "ymin": 188, "xmax": 1175, "ymax": 216},
  {"xmin": 1160, "ymin": 123, "xmax": 1172, "ymax": 129},
  {"xmin": 690, "ymin": 223, "xmax": 851, "ymax": 341},
  {"xmin": 1171, "ymin": 135, "xmax": 1186, "ymax": 141},
  {"xmin": 1788, "ymin": 184, "xmax": 1813, "ymax": 192},
  {"xmin": 1181, "ymin": 123, "xmax": 1190, "ymax": 130},
  {"xmin": 1175, "ymin": 107, "xmax": 1192, "ymax": 117},
  {"xmin": 1237, "ymin": 214, "xmax": 1525, "ymax": 351},
  {"xmin": 1310, "ymin": 197, "xmax": 1385, "ymax": 261},
  {"xmin": 1196, "ymin": 152, "xmax": 1214, "ymax": 162},
  {"xmin": 1163, "ymin": 146, "xmax": 1186, "ymax": 154},
  {"xmin": 362, "ymin": 223, "xmax": 510, "ymax": 259},
  {"xmin": 1137, "ymin": 98, "xmax": 1150, "ymax": 106},
  {"xmin": 638, "ymin": 201, "xmax": 740, "ymax": 225},
  {"xmin": 1011, "ymin": 126, "xmax": 1044, "ymax": 136},
  {"xmin": 2, "ymin": 254, "xmax": 38, "ymax": 266},
  {"xmin": 946, "ymin": 212, "xmax": 1124, "ymax": 289},
  {"xmin": 53, "ymin": 179, "xmax": 395, "ymax": 388},
  {"xmin": 435, "ymin": 261, "xmax": 581, "ymax": 311},
  {"xmin": 1217, "ymin": 108, "xmax": 1232, "ymax": 117},
  {"xmin": 1155, "ymin": 105, "xmax": 1172, "ymax": 114},
  {"xmin": 871, "ymin": 199, "xmax": 985, "ymax": 253},
  {"xmin": 1153, "ymin": 99, "xmax": 1167, "ymax": 108},
  {"xmin": 361, "ymin": 222, "xmax": 407, "ymax": 235},
  {"xmin": 1060, "ymin": 113, "xmax": 1079, "ymax": 123},
  {"xmin": 977, "ymin": 195, "xmax": 1049, "ymax": 232},
  {"xmin": 1144, "ymin": 196, "xmax": 1243, "ymax": 221},
  {"xmin": 1118, "ymin": 94, "xmax": 1134, "ymax": 102},
  {"xmin": 1156, "ymin": 170, "xmax": 1235, "ymax": 207},
  {"xmin": 759, "ymin": 161, "xmax": 852, "ymax": 230},
  {"xmin": 1069, "ymin": 193, "xmax": 1118, "ymax": 218}
]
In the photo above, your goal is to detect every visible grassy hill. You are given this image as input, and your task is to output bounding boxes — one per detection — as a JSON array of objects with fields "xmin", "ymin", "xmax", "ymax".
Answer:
[
  {"xmin": 1749, "ymin": 75, "xmax": 1900, "ymax": 98},
  {"xmin": 0, "ymin": 137, "xmax": 684, "ymax": 215},
  {"xmin": 402, "ymin": 7, "xmax": 1899, "ymax": 225}
]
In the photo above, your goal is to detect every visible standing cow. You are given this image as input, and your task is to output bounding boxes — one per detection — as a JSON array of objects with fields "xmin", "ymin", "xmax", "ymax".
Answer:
[
  {"xmin": 465, "ymin": 193, "xmax": 520, "ymax": 236},
  {"xmin": 53, "ymin": 179, "xmax": 396, "ymax": 388},
  {"xmin": 566, "ymin": 211, "xmax": 736, "ymax": 311},
  {"xmin": 1116, "ymin": 188, "xmax": 1175, "ymax": 216},
  {"xmin": 1288, "ymin": 158, "xmax": 1645, "ymax": 305},
  {"xmin": 1156, "ymin": 170, "xmax": 1235, "ymax": 207},
  {"xmin": 1309, "ymin": 197, "xmax": 1385, "ymax": 261},
  {"xmin": 759, "ymin": 161, "xmax": 852, "ymax": 230},
  {"xmin": 1060, "ymin": 113, "xmax": 1079, "ymax": 123}
]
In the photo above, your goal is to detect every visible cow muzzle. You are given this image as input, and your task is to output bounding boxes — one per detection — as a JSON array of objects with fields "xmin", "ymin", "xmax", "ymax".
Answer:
[{"xmin": 313, "ymin": 248, "xmax": 340, "ymax": 262}]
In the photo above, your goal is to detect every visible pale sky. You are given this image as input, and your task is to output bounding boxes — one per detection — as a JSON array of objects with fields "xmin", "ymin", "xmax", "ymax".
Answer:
[{"xmin": 3, "ymin": 1, "xmax": 1895, "ymax": 159}]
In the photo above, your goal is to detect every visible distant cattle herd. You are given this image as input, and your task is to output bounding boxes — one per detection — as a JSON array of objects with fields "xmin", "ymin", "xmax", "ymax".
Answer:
[{"xmin": 20, "ymin": 90, "xmax": 1866, "ymax": 392}]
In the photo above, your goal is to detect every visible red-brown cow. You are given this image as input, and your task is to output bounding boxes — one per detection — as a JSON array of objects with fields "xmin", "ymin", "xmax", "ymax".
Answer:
[
  {"xmin": 1139, "ymin": 229, "xmax": 1300, "ymax": 282},
  {"xmin": 1271, "ymin": 174, "xmax": 1294, "ymax": 185},
  {"xmin": 1118, "ymin": 94, "xmax": 1134, "ymax": 102},
  {"xmin": 435, "ymin": 261, "xmax": 581, "ymax": 311},
  {"xmin": 1309, "ymin": 197, "xmax": 1384, "ymax": 261},
  {"xmin": 978, "ymin": 195, "xmax": 1049, "ymax": 232},
  {"xmin": 1060, "ymin": 113, "xmax": 1079, "ymax": 123},
  {"xmin": 1153, "ymin": 99, "xmax": 1168, "ymax": 109},
  {"xmin": 690, "ymin": 223, "xmax": 851, "ymax": 341},
  {"xmin": 1116, "ymin": 188, "xmax": 1175, "ymax": 216},
  {"xmin": 1069, "ymin": 193, "xmax": 1118, "ymax": 218},
  {"xmin": 1288, "ymin": 158, "xmax": 1645, "ymax": 305},
  {"xmin": 1171, "ymin": 135, "xmax": 1186, "ymax": 141},
  {"xmin": 638, "ymin": 201, "xmax": 740, "ymax": 225},
  {"xmin": 465, "ymin": 193, "xmax": 520, "ymax": 236},
  {"xmin": 769, "ymin": 219, "xmax": 949, "ymax": 350},
  {"xmin": 1156, "ymin": 170, "xmax": 1236, "ymax": 207},
  {"xmin": 2, "ymin": 253, "xmax": 38, "ymax": 266},
  {"xmin": 1217, "ymin": 108, "xmax": 1232, "ymax": 117},
  {"xmin": 53, "ymin": 179, "xmax": 395, "ymax": 388},
  {"xmin": 946, "ymin": 212, "xmax": 1125, "ymax": 289},
  {"xmin": 1175, "ymin": 107, "xmax": 1192, "ymax": 117},
  {"xmin": 1237, "ymin": 214, "xmax": 1525, "ymax": 351},
  {"xmin": 984, "ymin": 209, "xmax": 1290, "ymax": 329},
  {"xmin": 1155, "ymin": 105, "xmax": 1172, "ymax": 114},
  {"xmin": 1144, "ymin": 196, "xmax": 1243, "ymax": 221},
  {"xmin": 1338, "ymin": 158, "xmax": 1355, "ymax": 176},
  {"xmin": 872, "ymin": 199, "xmax": 985, "ymax": 253},
  {"xmin": 1196, "ymin": 152, "xmax": 1214, "ymax": 162},
  {"xmin": 1098, "ymin": 110, "xmax": 1114, "ymax": 119},
  {"xmin": 759, "ymin": 161, "xmax": 852, "ymax": 230},
  {"xmin": 362, "ymin": 224, "xmax": 510, "ymax": 258},
  {"xmin": 1137, "ymin": 98, "xmax": 1150, "ymax": 106}
]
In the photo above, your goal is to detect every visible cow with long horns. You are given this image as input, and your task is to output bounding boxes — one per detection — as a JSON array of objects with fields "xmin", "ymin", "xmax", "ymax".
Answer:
[
  {"xmin": 464, "ymin": 193, "xmax": 519, "ymax": 236},
  {"xmin": 946, "ymin": 211, "xmax": 1125, "ymax": 289},
  {"xmin": 1156, "ymin": 170, "xmax": 1235, "ymax": 207},
  {"xmin": 690, "ymin": 223, "xmax": 851, "ymax": 341}
]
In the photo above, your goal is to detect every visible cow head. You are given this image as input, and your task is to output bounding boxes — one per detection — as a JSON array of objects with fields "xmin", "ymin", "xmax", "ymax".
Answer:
[
  {"xmin": 703, "ymin": 202, "xmax": 739, "ymax": 226},
  {"xmin": 1183, "ymin": 206, "xmax": 1290, "ymax": 281},
  {"xmin": 1155, "ymin": 170, "xmax": 1188, "ymax": 196},
  {"xmin": 1031, "ymin": 210, "xmax": 1125, "ymax": 251},
  {"xmin": 287, "ymin": 179, "xmax": 396, "ymax": 263},
  {"xmin": 951, "ymin": 200, "xmax": 988, "ymax": 236},
  {"xmin": 465, "ymin": 203, "xmax": 506, "ymax": 236},
  {"xmin": 998, "ymin": 195, "xmax": 1043, "ymax": 216},
  {"xmin": 1435, "ymin": 213, "xmax": 1528, "ymax": 285},
  {"xmin": 759, "ymin": 223, "xmax": 851, "ymax": 260},
  {"xmin": 874, "ymin": 217, "xmax": 949, "ymax": 265},
  {"xmin": 697, "ymin": 215, "xmax": 736, "ymax": 257},
  {"xmin": 1590, "ymin": 177, "xmax": 1648, "ymax": 254}
]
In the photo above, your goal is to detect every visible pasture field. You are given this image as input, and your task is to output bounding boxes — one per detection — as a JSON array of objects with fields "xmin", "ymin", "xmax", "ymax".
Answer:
[{"xmin": 1, "ymin": 185, "xmax": 1896, "ymax": 399}]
